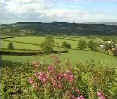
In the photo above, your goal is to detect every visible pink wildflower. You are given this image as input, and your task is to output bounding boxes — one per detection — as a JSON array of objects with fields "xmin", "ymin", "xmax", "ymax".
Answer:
[
  {"xmin": 57, "ymin": 81, "xmax": 63, "ymax": 89},
  {"xmin": 34, "ymin": 72, "xmax": 39, "ymax": 77},
  {"xmin": 75, "ymin": 89, "xmax": 81, "ymax": 95},
  {"xmin": 70, "ymin": 95, "xmax": 76, "ymax": 99},
  {"xmin": 48, "ymin": 65, "xmax": 55, "ymax": 73},
  {"xmin": 28, "ymin": 77, "xmax": 34, "ymax": 84},
  {"xmin": 79, "ymin": 95, "xmax": 85, "ymax": 99},
  {"xmin": 37, "ymin": 72, "xmax": 48, "ymax": 83},
  {"xmin": 57, "ymin": 73, "xmax": 64, "ymax": 80},
  {"xmin": 76, "ymin": 97, "xmax": 80, "ymax": 99},
  {"xmin": 51, "ymin": 78, "xmax": 57, "ymax": 88},
  {"xmin": 97, "ymin": 91, "xmax": 103, "ymax": 96},
  {"xmin": 76, "ymin": 95, "xmax": 85, "ymax": 99},
  {"xmin": 97, "ymin": 91, "xmax": 106, "ymax": 99},
  {"xmin": 64, "ymin": 71, "xmax": 74, "ymax": 83},
  {"xmin": 98, "ymin": 96, "xmax": 106, "ymax": 99}
]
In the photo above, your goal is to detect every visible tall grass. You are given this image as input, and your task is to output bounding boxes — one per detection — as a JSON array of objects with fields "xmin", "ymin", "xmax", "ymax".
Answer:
[{"xmin": 1, "ymin": 56, "xmax": 117, "ymax": 99}]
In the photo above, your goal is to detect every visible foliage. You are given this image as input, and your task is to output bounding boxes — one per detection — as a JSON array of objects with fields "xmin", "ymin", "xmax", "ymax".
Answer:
[
  {"xmin": 78, "ymin": 39, "xmax": 87, "ymax": 50},
  {"xmin": 104, "ymin": 41, "xmax": 116, "ymax": 51},
  {"xmin": 2, "ymin": 36, "xmax": 117, "ymax": 66},
  {"xmin": 62, "ymin": 41, "xmax": 71, "ymax": 49},
  {"xmin": 88, "ymin": 40, "xmax": 98, "ymax": 51},
  {"xmin": 40, "ymin": 36, "xmax": 55, "ymax": 53},
  {"xmin": 1, "ymin": 22, "xmax": 117, "ymax": 36},
  {"xmin": 1, "ymin": 57, "xmax": 117, "ymax": 99},
  {"xmin": 8, "ymin": 42, "xmax": 14, "ymax": 50}
]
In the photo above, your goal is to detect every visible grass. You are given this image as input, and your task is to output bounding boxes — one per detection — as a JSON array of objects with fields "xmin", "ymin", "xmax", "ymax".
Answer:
[
  {"xmin": 1, "ymin": 57, "xmax": 116, "ymax": 99},
  {"xmin": 1, "ymin": 35, "xmax": 117, "ymax": 99},
  {"xmin": 2, "ymin": 50, "xmax": 117, "ymax": 67},
  {"xmin": 1, "ymin": 36, "xmax": 101, "ymax": 49},
  {"xmin": 1, "ymin": 35, "xmax": 117, "ymax": 67},
  {"xmin": 61, "ymin": 50, "xmax": 117, "ymax": 66},
  {"xmin": 1, "ymin": 40, "xmax": 40, "ymax": 50}
]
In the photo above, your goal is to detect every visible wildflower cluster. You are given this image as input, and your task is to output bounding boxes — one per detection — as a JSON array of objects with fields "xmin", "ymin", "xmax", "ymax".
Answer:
[
  {"xmin": 28, "ymin": 59, "xmax": 86, "ymax": 98},
  {"xmin": 97, "ymin": 91, "xmax": 106, "ymax": 99},
  {"xmin": 1, "ymin": 57, "xmax": 115, "ymax": 99},
  {"xmin": 27, "ymin": 56, "xmax": 108, "ymax": 99}
]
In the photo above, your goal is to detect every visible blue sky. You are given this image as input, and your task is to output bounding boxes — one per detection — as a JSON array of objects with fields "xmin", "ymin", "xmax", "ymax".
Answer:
[{"xmin": 0, "ymin": 0, "xmax": 117, "ymax": 24}]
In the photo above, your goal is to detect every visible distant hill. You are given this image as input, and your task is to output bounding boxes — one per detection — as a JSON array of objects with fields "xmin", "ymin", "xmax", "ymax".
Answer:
[
  {"xmin": 86, "ymin": 22, "xmax": 117, "ymax": 25},
  {"xmin": 0, "ymin": 22, "xmax": 117, "ymax": 36},
  {"xmin": 102, "ymin": 22, "xmax": 117, "ymax": 25}
]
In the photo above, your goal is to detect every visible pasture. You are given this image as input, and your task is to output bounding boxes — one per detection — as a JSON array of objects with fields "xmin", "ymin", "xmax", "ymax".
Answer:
[
  {"xmin": 1, "ymin": 36, "xmax": 117, "ymax": 67},
  {"xmin": 1, "ymin": 35, "xmax": 117, "ymax": 99}
]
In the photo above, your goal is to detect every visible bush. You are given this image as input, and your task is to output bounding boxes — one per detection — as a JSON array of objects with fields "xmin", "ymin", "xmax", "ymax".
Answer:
[
  {"xmin": 104, "ymin": 41, "xmax": 116, "ymax": 51},
  {"xmin": 62, "ymin": 41, "xmax": 71, "ymax": 49},
  {"xmin": 78, "ymin": 39, "xmax": 87, "ymax": 50},
  {"xmin": 8, "ymin": 42, "xmax": 14, "ymax": 50},
  {"xmin": 88, "ymin": 40, "xmax": 98, "ymax": 51},
  {"xmin": 40, "ymin": 36, "xmax": 55, "ymax": 53}
]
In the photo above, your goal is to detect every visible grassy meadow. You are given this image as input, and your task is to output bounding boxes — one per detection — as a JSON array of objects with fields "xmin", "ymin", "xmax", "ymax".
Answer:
[
  {"xmin": 1, "ymin": 35, "xmax": 117, "ymax": 66},
  {"xmin": 1, "ymin": 35, "xmax": 117, "ymax": 99}
]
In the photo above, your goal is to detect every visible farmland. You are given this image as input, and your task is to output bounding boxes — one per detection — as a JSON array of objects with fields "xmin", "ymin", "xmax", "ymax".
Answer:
[
  {"xmin": 1, "ymin": 35, "xmax": 117, "ymax": 99},
  {"xmin": 1, "ymin": 0, "xmax": 117, "ymax": 98},
  {"xmin": 1, "ymin": 35, "xmax": 117, "ymax": 66}
]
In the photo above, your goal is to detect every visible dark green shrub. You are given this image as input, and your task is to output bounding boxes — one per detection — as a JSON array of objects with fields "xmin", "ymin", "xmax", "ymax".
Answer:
[
  {"xmin": 62, "ymin": 41, "xmax": 71, "ymax": 49},
  {"xmin": 88, "ymin": 40, "xmax": 98, "ymax": 51},
  {"xmin": 40, "ymin": 36, "xmax": 55, "ymax": 53},
  {"xmin": 78, "ymin": 39, "xmax": 87, "ymax": 50},
  {"xmin": 8, "ymin": 42, "xmax": 14, "ymax": 50}
]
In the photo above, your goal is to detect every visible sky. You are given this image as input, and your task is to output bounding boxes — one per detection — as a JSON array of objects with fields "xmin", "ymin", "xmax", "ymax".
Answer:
[{"xmin": 0, "ymin": 0, "xmax": 117, "ymax": 24}]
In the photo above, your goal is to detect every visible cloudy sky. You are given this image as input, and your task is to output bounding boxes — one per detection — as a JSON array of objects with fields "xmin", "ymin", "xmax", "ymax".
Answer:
[{"xmin": 0, "ymin": 0, "xmax": 117, "ymax": 24}]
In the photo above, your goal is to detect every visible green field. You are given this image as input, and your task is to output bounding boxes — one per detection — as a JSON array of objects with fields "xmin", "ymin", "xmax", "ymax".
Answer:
[
  {"xmin": 1, "ymin": 36, "xmax": 117, "ymax": 67},
  {"xmin": 1, "ymin": 35, "xmax": 117, "ymax": 99},
  {"xmin": 2, "ymin": 50, "xmax": 117, "ymax": 66},
  {"xmin": 1, "ymin": 36, "xmax": 102, "ymax": 49}
]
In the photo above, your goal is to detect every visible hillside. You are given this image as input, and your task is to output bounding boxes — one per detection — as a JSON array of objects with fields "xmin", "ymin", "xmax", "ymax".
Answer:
[
  {"xmin": 0, "ymin": 22, "xmax": 117, "ymax": 36},
  {"xmin": 85, "ymin": 22, "xmax": 117, "ymax": 25}
]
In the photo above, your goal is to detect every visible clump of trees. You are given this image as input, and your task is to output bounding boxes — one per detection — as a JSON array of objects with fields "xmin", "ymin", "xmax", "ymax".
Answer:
[
  {"xmin": 62, "ymin": 41, "xmax": 71, "ymax": 49},
  {"xmin": 8, "ymin": 42, "xmax": 14, "ymax": 50},
  {"xmin": 104, "ymin": 41, "xmax": 116, "ymax": 51},
  {"xmin": 40, "ymin": 36, "xmax": 55, "ymax": 53},
  {"xmin": 78, "ymin": 39, "xmax": 99, "ymax": 51},
  {"xmin": 88, "ymin": 40, "xmax": 98, "ymax": 51},
  {"xmin": 78, "ymin": 39, "xmax": 87, "ymax": 50}
]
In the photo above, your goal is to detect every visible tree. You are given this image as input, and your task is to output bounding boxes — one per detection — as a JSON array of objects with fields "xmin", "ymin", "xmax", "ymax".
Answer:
[
  {"xmin": 78, "ymin": 39, "xmax": 87, "ymax": 50},
  {"xmin": 88, "ymin": 40, "xmax": 97, "ymax": 51},
  {"xmin": 8, "ymin": 42, "xmax": 14, "ymax": 50},
  {"xmin": 104, "ymin": 41, "xmax": 116, "ymax": 51},
  {"xmin": 62, "ymin": 41, "xmax": 71, "ymax": 49},
  {"xmin": 40, "ymin": 36, "xmax": 55, "ymax": 53}
]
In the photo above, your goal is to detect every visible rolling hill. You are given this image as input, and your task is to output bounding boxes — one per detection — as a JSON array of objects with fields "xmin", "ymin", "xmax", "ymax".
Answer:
[{"xmin": 0, "ymin": 22, "xmax": 117, "ymax": 36}]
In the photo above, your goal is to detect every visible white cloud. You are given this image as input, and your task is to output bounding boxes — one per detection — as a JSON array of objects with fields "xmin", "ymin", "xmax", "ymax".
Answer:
[
  {"xmin": 43, "ymin": 9, "xmax": 117, "ymax": 22},
  {"xmin": 0, "ymin": 0, "xmax": 117, "ymax": 23},
  {"xmin": 4, "ymin": 0, "xmax": 54, "ymax": 14}
]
